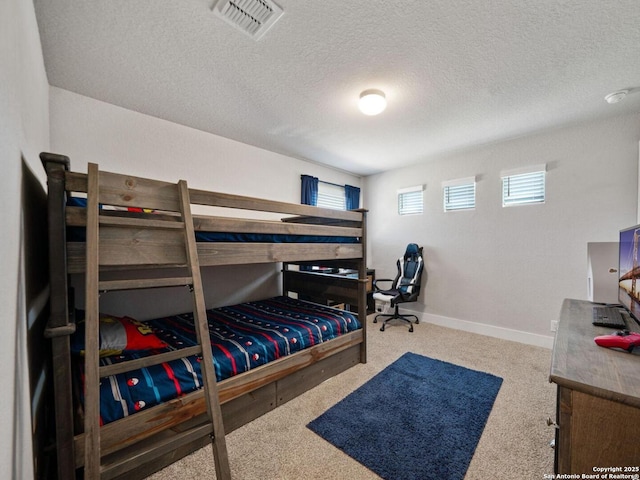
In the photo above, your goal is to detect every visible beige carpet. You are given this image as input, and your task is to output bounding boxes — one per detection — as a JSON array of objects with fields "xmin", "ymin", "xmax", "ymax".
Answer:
[{"xmin": 147, "ymin": 315, "xmax": 556, "ymax": 480}]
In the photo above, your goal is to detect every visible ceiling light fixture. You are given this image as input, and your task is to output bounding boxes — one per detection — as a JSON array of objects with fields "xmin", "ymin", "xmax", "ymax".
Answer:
[
  {"xmin": 604, "ymin": 90, "xmax": 629, "ymax": 104},
  {"xmin": 359, "ymin": 89, "xmax": 387, "ymax": 116}
]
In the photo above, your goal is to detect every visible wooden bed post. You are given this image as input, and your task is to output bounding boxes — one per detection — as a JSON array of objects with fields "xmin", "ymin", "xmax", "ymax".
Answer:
[
  {"xmin": 83, "ymin": 163, "xmax": 101, "ymax": 478},
  {"xmin": 357, "ymin": 209, "xmax": 368, "ymax": 364},
  {"xmin": 40, "ymin": 153, "xmax": 77, "ymax": 480}
]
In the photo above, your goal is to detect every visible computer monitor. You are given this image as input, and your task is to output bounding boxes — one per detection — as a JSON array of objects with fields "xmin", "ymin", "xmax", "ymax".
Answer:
[{"xmin": 618, "ymin": 224, "xmax": 640, "ymax": 324}]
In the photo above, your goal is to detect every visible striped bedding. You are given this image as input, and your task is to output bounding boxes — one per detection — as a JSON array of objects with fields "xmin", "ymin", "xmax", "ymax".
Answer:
[{"xmin": 76, "ymin": 296, "xmax": 361, "ymax": 425}]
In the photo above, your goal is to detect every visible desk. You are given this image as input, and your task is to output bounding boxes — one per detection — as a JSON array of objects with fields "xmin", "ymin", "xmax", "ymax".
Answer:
[
  {"xmin": 550, "ymin": 299, "xmax": 640, "ymax": 474},
  {"xmin": 299, "ymin": 268, "xmax": 375, "ymax": 313},
  {"xmin": 365, "ymin": 269, "xmax": 375, "ymax": 313}
]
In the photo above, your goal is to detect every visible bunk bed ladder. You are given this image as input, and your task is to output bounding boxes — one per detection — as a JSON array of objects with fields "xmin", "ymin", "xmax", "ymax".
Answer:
[{"xmin": 83, "ymin": 163, "xmax": 231, "ymax": 479}]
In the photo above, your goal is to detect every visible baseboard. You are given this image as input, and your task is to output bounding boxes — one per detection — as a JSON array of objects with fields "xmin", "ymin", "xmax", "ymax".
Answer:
[{"xmin": 400, "ymin": 307, "xmax": 555, "ymax": 349}]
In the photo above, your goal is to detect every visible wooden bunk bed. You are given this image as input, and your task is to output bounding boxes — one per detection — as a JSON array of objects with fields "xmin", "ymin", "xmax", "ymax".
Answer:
[{"xmin": 41, "ymin": 152, "xmax": 368, "ymax": 479}]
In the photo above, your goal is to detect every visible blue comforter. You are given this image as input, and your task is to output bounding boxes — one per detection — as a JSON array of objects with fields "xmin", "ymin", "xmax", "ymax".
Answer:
[{"xmin": 76, "ymin": 296, "xmax": 361, "ymax": 425}]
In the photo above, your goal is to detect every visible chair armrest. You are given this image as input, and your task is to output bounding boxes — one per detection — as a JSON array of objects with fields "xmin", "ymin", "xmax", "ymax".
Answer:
[{"xmin": 372, "ymin": 278, "xmax": 393, "ymax": 291}]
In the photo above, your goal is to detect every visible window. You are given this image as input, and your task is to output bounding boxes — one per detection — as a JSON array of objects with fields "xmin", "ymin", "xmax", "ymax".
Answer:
[
  {"xmin": 443, "ymin": 177, "xmax": 476, "ymax": 212},
  {"xmin": 398, "ymin": 185, "xmax": 424, "ymax": 215},
  {"xmin": 501, "ymin": 165, "xmax": 546, "ymax": 207},
  {"xmin": 317, "ymin": 182, "xmax": 346, "ymax": 210}
]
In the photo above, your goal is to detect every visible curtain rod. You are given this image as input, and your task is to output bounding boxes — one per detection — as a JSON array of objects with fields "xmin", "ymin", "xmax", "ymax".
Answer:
[
  {"xmin": 319, "ymin": 179, "xmax": 345, "ymax": 188},
  {"xmin": 302, "ymin": 175, "xmax": 358, "ymax": 189}
]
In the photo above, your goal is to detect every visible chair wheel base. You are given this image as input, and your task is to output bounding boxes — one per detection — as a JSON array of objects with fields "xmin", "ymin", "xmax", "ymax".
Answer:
[{"xmin": 375, "ymin": 310, "xmax": 418, "ymax": 333}]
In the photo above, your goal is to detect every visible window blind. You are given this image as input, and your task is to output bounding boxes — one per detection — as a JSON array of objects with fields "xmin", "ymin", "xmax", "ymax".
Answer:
[
  {"xmin": 398, "ymin": 186, "xmax": 424, "ymax": 215},
  {"xmin": 443, "ymin": 177, "xmax": 476, "ymax": 212},
  {"xmin": 317, "ymin": 182, "xmax": 346, "ymax": 210},
  {"xmin": 501, "ymin": 166, "xmax": 545, "ymax": 207}
]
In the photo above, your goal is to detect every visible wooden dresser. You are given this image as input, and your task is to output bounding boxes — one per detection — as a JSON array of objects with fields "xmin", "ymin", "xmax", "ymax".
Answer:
[{"xmin": 550, "ymin": 299, "xmax": 640, "ymax": 474}]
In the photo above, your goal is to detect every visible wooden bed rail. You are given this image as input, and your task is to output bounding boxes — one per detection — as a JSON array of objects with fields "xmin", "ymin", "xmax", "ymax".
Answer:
[
  {"xmin": 62, "ymin": 170, "xmax": 364, "ymax": 223},
  {"xmin": 57, "ymin": 165, "xmax": 365, "ymax": 274}
]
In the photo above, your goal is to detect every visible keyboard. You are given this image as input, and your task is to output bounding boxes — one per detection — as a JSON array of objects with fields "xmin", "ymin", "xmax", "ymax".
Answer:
[{"xmin": 592, "ymin": 306, "xmax": 627, "ymax": 329}]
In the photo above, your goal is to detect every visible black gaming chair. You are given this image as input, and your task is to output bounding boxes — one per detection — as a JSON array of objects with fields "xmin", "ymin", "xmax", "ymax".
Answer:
[{"xmin": 373, "ymin": 243, "xmax": 425, "ymax": 332}]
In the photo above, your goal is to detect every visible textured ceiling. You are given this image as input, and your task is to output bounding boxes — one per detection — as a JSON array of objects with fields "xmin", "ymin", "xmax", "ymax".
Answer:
[{"xmin": 34, "ymin": 0, "xmax": 640, "ymax": 176}]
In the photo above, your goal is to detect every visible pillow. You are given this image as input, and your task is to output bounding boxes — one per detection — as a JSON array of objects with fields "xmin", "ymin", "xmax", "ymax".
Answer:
[
  {"xmin": 67, "ymin": 196, "xmax": 156, "ymax": 213},
  {"xmin": 71, "ymin": 313, "xmax": 168, "ymax": 357}
]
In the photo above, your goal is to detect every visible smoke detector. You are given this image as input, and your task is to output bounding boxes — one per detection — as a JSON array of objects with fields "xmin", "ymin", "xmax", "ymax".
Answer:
[
  {"xmin": 212, "ymin": 0, "xmax": 284, "ymax": 40},
  {"xmin": 604, "ymin": 90, "xmax": 629, "ymax": 104}
]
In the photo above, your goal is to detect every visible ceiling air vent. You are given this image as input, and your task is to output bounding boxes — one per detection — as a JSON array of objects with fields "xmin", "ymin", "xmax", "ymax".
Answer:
[{"xmin": 212, "ymin": 0, "xmax": 284, "ymax": 40}]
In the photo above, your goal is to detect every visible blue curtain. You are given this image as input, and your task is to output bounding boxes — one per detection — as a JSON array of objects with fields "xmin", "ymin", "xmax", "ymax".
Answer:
[
  {"xmin": 345, "ymin": 184, "xmax": 361, "ymax": 210},
  {"xmin": 301, "ymin": 175, "xmax": 318, "ymax": 206}
]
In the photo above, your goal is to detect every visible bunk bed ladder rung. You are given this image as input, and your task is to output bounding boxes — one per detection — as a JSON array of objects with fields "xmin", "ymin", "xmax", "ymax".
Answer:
[
  {"xmin": 98, "ymin": 345, "xmax": 203, "ymax": 377},
  {"xmin": 83, "ymin": 163, "xmax": 231, "ymax": 479},
  {"xmin": 98, "ymin": 276, "xmax": 193, "ymax": 291},
  {"xmin": 98, "ymin": 215, "xmax": 185, "ymax": 229}
]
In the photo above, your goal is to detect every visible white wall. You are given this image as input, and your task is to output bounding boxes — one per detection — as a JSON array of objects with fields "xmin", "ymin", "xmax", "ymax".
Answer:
[
  {"xmin": 50, "ymin": 88, "xmax": 363, "ymax": 318},
  {"xmin": 0, "ymin": 0, "xmax": 50, "ymax": 478},
  {"xmin": 365, "ymin": 114, "xmax": 640, "ymax": 346},
  {"xmin": 50, "ymin": 87, "xmax": 361, "ymax": 205}
]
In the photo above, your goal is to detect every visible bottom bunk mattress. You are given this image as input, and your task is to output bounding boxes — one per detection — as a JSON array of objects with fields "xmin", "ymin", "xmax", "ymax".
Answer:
[{"xmin": 73, "ymin": 296, "xmax": 362, "ymax": 425}]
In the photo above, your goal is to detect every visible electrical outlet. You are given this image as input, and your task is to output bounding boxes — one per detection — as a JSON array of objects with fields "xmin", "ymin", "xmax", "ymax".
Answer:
[{"xmin": 550, "ymin": 320, "xmax": 559, "ymax": 332}]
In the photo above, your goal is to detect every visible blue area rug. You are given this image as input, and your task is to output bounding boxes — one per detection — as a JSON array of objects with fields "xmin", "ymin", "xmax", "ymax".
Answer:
[{"xmin": 307, "ymin": 352, "xmax": 503, "ymax": 480}]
